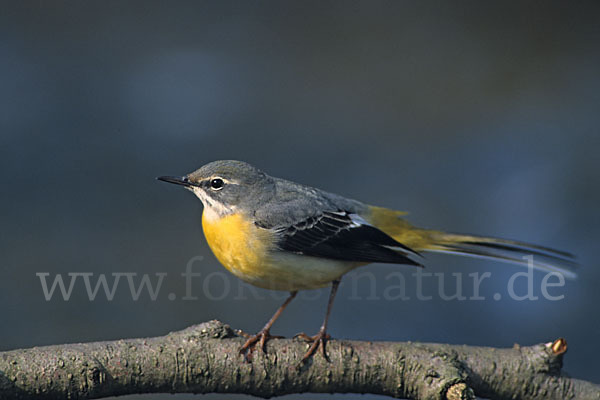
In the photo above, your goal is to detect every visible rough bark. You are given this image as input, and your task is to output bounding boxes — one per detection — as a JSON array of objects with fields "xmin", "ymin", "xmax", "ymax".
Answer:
[{"xmin": 0, "ymin": 320, "xmax": 597, "ymax": 399}]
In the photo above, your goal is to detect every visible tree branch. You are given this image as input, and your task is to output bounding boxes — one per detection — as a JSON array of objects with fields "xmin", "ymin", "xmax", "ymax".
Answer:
[{"xmin": 0, "ymin": 320, "xmax": 597, "ymax": 399}]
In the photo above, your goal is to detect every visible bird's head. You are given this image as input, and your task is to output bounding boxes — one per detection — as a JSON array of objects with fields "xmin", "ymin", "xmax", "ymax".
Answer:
[{"xmin": 158, "ymin": 160, "xmax": 273, "ymax": 219}]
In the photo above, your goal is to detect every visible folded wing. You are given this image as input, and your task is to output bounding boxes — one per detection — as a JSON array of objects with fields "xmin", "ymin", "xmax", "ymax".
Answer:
[{"xmin": 273, "ymin": 210, "xmax": 422, "ymax": 266}]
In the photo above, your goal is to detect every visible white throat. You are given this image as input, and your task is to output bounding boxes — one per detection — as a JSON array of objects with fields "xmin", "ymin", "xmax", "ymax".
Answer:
[{"xmin": 189, "ymin": 187, "xmax": 234, "ymax": 221}]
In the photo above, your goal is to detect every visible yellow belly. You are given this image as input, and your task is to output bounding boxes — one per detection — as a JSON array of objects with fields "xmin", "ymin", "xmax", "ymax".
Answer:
[{"xmin": 202, "ymin": 211, "xmax": 358, "ymax": 291}]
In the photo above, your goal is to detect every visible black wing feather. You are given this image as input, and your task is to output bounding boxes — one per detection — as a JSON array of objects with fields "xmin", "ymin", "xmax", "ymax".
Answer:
[{"xmin": 276, "ymin": 211, "xmax": 421, "ymax": 266}]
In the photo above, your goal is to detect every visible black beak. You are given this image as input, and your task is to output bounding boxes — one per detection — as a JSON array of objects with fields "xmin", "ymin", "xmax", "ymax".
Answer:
[{"xmin": 156, "ymin": 175, "xmax": 193, "ymax": 187}]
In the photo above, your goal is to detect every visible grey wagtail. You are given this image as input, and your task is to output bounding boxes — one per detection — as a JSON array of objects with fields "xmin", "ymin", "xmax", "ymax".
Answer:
[{"xmin": 158, "ymin": 160, "xmax": 577, "ymax": 361}]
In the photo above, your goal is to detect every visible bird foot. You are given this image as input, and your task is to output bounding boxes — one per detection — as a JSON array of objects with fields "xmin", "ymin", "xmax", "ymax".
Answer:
[
  {"xmin": 294, "ymin": 330, "xmax": 331, "ymax": 361},
  {"xmin": 239, "ymin": 329, "xmax": 283, "ymax": 361}
]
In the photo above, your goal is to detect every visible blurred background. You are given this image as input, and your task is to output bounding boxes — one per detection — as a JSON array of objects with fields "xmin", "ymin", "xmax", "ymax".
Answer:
[{"xmin": 1, "ymin": 1, "xmax": 599, "ymax": 398}]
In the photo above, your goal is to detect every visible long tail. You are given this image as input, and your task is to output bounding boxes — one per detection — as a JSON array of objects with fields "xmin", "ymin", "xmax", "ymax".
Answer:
[
  {"xmin": 366, "ymin": 206, "xmax": 578, "ymax": 279},
  {"xmin": 421, "ymin": 231, "xmax": 578, "ymax": 279}
]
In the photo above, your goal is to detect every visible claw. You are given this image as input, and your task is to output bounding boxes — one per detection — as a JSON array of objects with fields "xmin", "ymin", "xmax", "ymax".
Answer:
[
  {"xmin": 298, "ymin": 329, "xmax": 331, "ymax": 362},
  {"xmin": 239, "ymin": 329, "xmax": 284, "ymax": 361},
  {"xmin": 293, "ymin": 332, "xmax": 314, "ymax": 341},
  {"xmin": 238, "ymin": 292, "xmax": 298, "ymax": 362}
]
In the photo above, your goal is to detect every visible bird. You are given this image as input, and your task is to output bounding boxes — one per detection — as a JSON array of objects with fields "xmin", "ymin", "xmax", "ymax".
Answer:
[{"xmin": 157, "ymin": 160, "xmax": 577, "ymax": 361}]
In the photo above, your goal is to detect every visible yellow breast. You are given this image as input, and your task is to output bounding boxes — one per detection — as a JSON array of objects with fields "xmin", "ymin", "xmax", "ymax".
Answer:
[
  {"xmin": 202, "ymin": 211, "xmax": 274, "ymax": 284},
  {"xmin": 201, "ymin": 210, "xmax": 358, "ymax": 291}
]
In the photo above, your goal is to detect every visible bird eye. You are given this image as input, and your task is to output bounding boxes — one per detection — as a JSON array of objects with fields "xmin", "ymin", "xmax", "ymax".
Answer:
[{"xmin": 210, "ymin": 178, "xmax": 224, "ymax": 190}]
